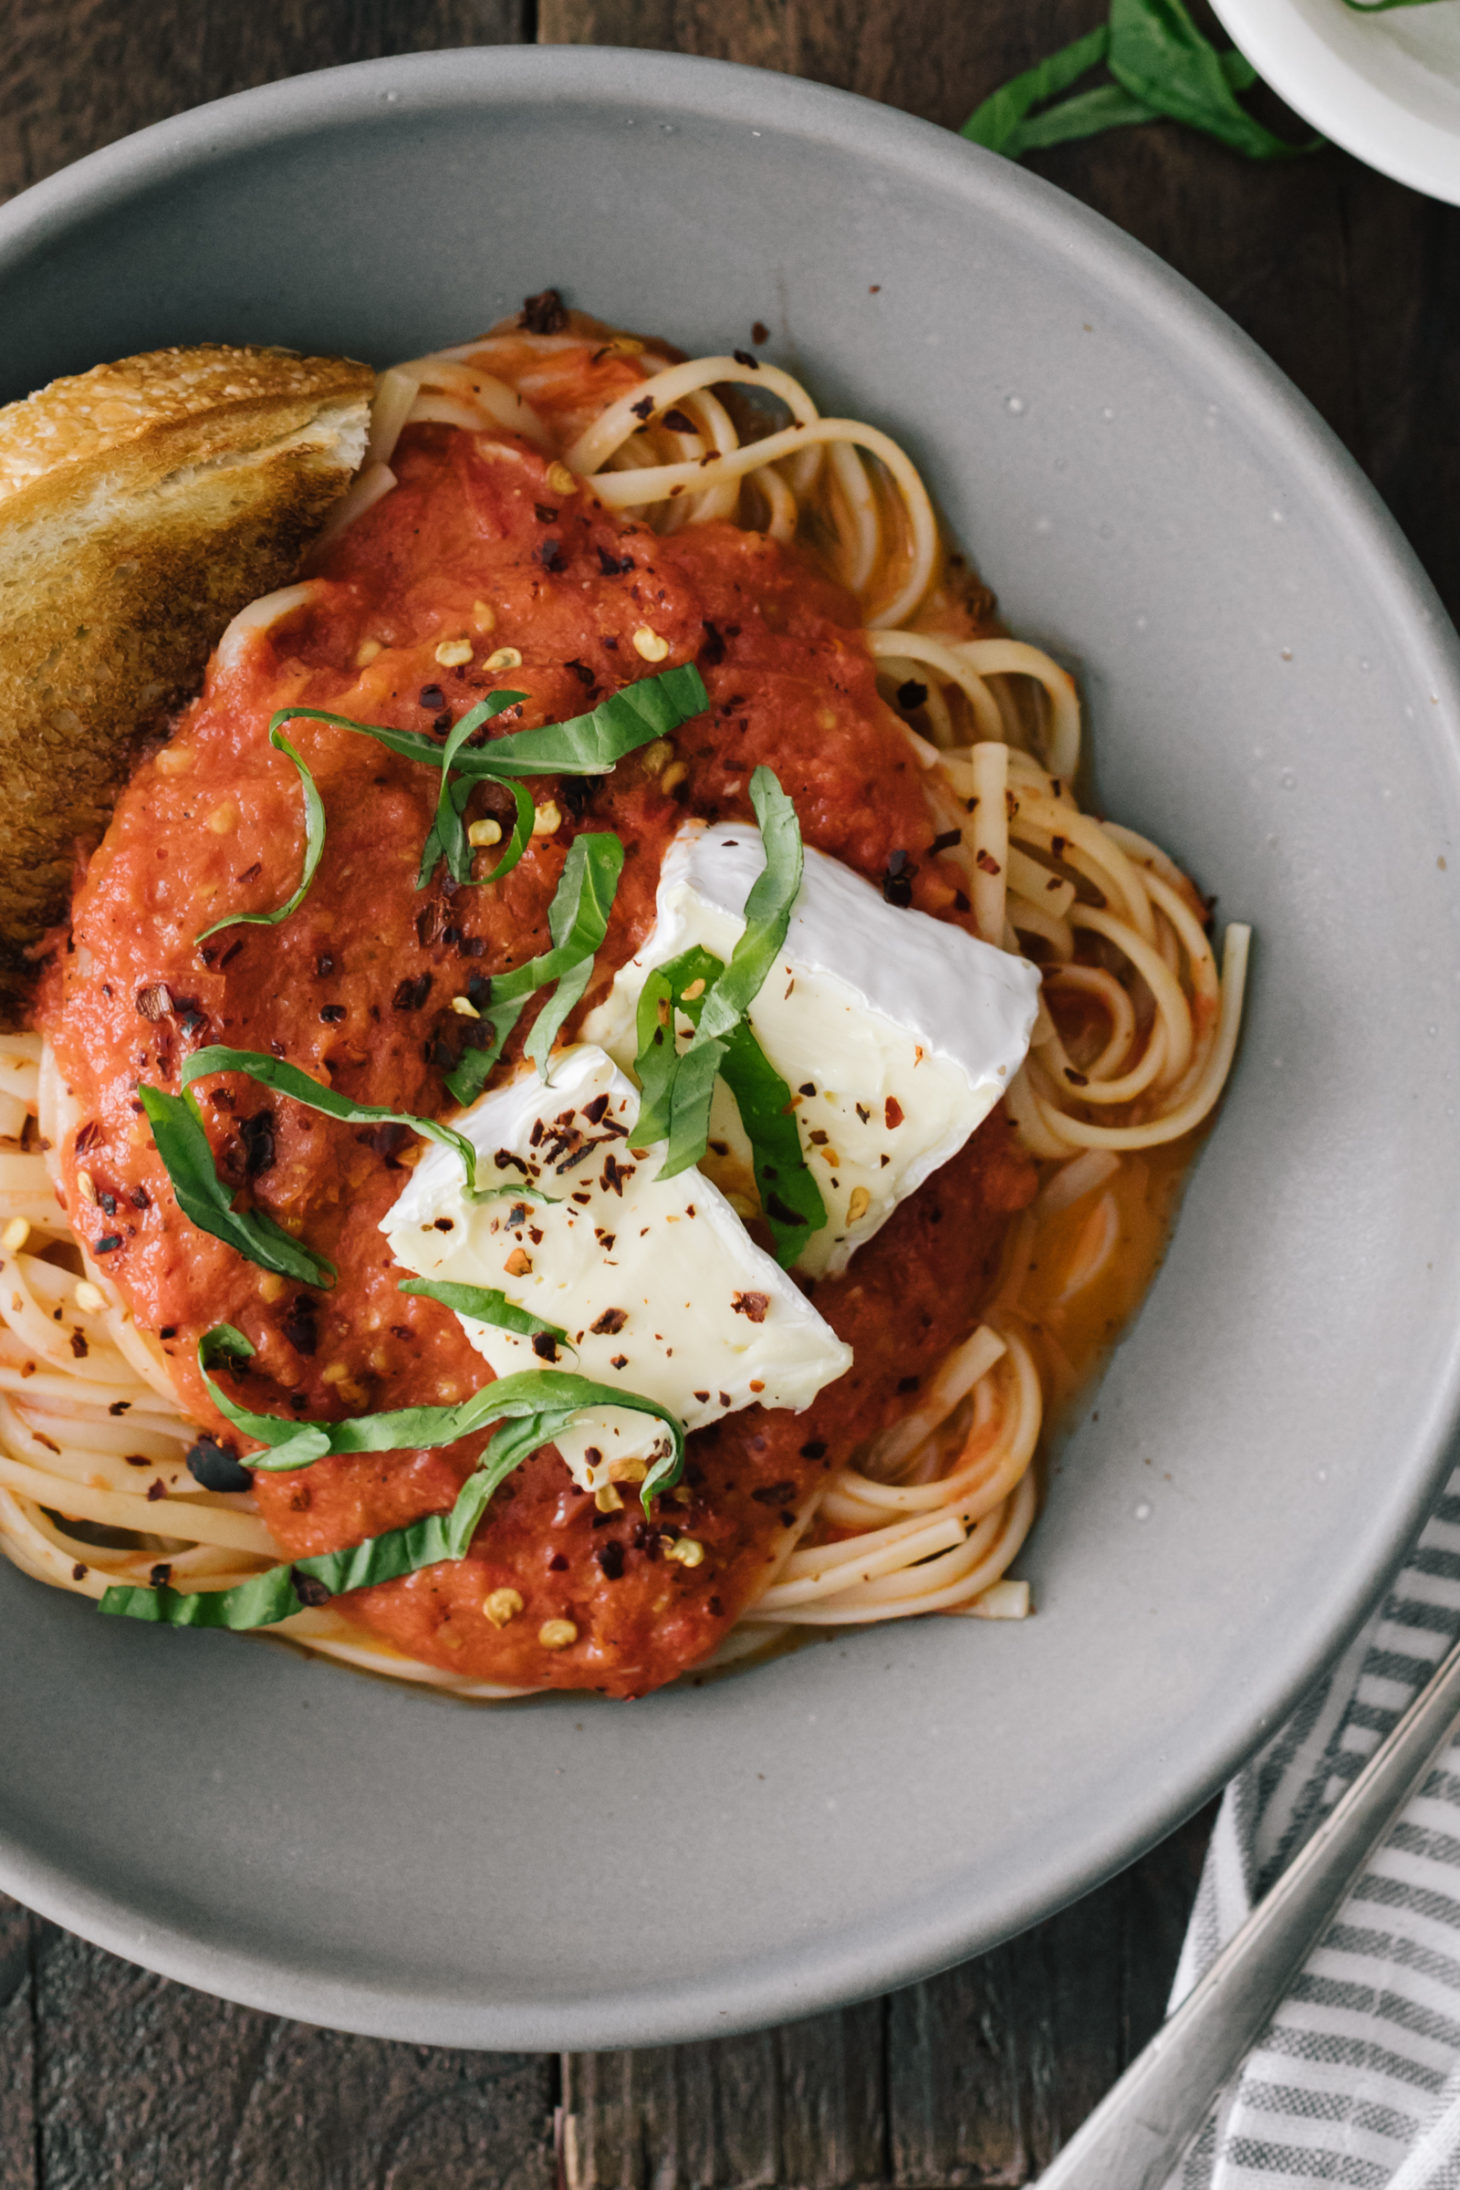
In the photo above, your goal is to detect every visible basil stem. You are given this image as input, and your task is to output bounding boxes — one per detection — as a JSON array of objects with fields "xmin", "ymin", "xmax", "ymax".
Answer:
[
  {"xmin": 632, "ymin": 943, "xmax": 825, "ymax": 1267},
  {"xmin": 446, "ymin": 831, "xmax": 625, "ymax": 1103},
  {"xmin": 196, "ymin": 729, "xmax": 326, "ymax": 944},
  {"xmin": 138, "ymin": 1087, "xmax": 336, "ymax": 1288},
  {"xmin": 397, "ymin": 1276, "xmax": 574, "ymax": 1353},
  {"xmin": 182, "ymin": 1046, "xmax": 484, "ymax": 1198}
]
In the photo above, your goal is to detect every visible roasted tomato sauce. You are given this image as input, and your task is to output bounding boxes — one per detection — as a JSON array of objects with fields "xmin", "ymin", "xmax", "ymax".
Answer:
[{"xmin": 39, "ymin": 344, "xmax": 1035, "ymax": 1696}]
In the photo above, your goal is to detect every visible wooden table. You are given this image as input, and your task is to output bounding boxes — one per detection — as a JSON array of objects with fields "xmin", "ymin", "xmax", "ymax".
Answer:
[{"xmin": 0, "ymin": 3, "xmax": 1448, "ymax": 2181}]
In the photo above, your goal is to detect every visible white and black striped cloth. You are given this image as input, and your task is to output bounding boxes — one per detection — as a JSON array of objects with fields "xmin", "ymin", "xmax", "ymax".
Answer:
[{"xmin": 1164, "ymin": 1464, "xmax": 1460, "ymax": 2189}]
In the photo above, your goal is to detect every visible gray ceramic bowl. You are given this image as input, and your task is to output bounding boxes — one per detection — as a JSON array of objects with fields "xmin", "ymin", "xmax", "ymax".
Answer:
[{"xmin": 2, "ymin": 46, "xmax": 1459, "ymax": 2050}]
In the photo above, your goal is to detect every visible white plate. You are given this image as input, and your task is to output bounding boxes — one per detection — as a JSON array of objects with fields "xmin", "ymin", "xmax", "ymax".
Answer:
[{"xmin": 1213, "ymin": 0, "xmax": 1460, "ymax": 204}]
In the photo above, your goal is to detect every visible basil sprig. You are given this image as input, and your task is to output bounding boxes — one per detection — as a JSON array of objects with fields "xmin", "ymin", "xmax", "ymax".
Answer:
[
  {"xmin": 181, "ymin": 1046, "xmax": 485, "ymax": 1196},
  {"xmin": 635, "ymin": 767, "xmax": 804, "ymax": 1184},
  {"xmin": 97, "ymin": 1333, "xmax": 687, "ymax": 1632},
  {"xmin": 398, "ymin": 1276, "xmax": 574, "ymax": 1354},
  {"xmin": 198, "ymin": 728, "xmax": 327, "ymax": 944},
  {"xmin": 963, "ymin": 0, "xmax": 1320, "ymax": 164},
  {"xmin": 446, "ymin": 831, "xmax": 625, "ymax": 1103},
  {"xmin": 137, "ymin": 1086, "xmax": 336, "ymax": 1288},
  {"xmin": 634, "ymin": 945, "xmax": 825, "ymax": 1269}
]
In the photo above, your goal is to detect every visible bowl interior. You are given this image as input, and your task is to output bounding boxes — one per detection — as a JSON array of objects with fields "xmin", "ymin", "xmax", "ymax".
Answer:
[{"xmin": 2, "ymin": 47, "xmax": 1460, "ymax": 2048}]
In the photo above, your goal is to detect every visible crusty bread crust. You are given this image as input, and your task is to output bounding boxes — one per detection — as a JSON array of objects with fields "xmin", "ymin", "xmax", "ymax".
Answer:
[{"xmin": 0, "ymin": 343, "xmax": 373, "ymax": 1022}]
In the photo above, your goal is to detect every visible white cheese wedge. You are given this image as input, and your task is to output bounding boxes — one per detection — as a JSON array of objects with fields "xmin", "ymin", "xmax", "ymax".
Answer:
[
  {"xmin": 382, "ymin": 1044, "xmax": 852, "ymax": 1494},
  {"xmin": 581, "ymin": 822, "xmax": 1041, "ymax": 1276}
]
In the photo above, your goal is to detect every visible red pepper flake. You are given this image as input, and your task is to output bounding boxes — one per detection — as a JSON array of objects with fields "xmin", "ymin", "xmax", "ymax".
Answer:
[
  {"xmin": 630, "ymin": 395, "xmax": 654, "ymax": 422},
  {"xmin": 69, "ymin": 1330, "xmax": 88, "ymax": 1360},
  {"xmin": 519, "ymin": 288, "xmax": 568, "ymax": 335},
  {"xmin": 583, "ymin": 1094, "xmax": 610, "ymax": 1125},
  {"xmin": 975, "ymin": 849, "xmax": 1002, "ymax": 876},
  {"xmin": 95, "ymin": 1234, "xmax": 122, "ymax": 1254},
  {"xmin": 1064, "ymin": 1068, "xmax": 1090, "ymax": 1088},
  {"xmin": 751, "ymin": 321, "xmax": 770, "ymax": 345},
  {"xmin": 661, "ymin": 408, "xmax": 696, "ymax": 433},
  {"xmin": 392, "ymin": 973, "xmax": 432, "ymax": 1012},
  {"xmin": 145, "ymin": 1479, "xmax": 166, "ymax": 1502},
  {"xmin": 931, "ymin": 828, "xmax": 962, "ymax": 854},
  {"xmin": 595, "ymin": 1540, "xmax": 625, "ymax": 1581},
  {"xmin": 320, "ymin": 1004, "xmax": 347, "ymax": 1024},
  {"xmin": 897, "ymin": 680, "xmax": 929, "ymax": 712},
  {"xmin": 538, "ymin": 537, "xmax": 564, "ymax": 572},
  {"xmin": 71, "ymin": 1562, "xmax": 88, "ymax": 1582},
  {"xmin": 600, "ymin": 1153, "xmax": 628, "ymax": 1197},
  {"xmin": 610, "ymin": 1353, "xmax": 628, "ymax": 1370},
  {"xmin": 591, "ymin": 1307, "xmax": 628, "ymax": 1336},
  {"xmin": 732, "ymin": 1291, "xmax": 769, "ymax": 1323},
  {"xmin": 597, "ymin": 547, "xmax": 634, "ymax": 577},
  {"xmin": 290, "ymin": 1567, "xmax": 333, "ymax": 1607},
  {"xmin": 135, "ymin": 984, "xmax": 172, "ymax": 1021},
  {"xmin": 885, "ymin": 1097, "xmax": 904, "ymax": 1129},
  {"xmin": 732, "ymin": 349, "xmax": 759, "ymax": 370},
  {"xmin": 752, "ymin": 1480, "xmax": 797, "ymax": 1504},
  {"xmin": 418, "ymin": 683, "xmax": 446, "ymax": 712},
  {"xmin": 564, "ymin": 658, "xmax": 596, "ymax": 687},
  {"xmin": 535, "ymin": 504, "xmax": 559, "ymax": 524},
  {"xmin": 149, "ymin": 1561, "xmax": 172, "ymax": 1590}
]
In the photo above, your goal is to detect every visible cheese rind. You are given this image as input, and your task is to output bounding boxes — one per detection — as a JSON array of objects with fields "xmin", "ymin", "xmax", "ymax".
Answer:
[
  {"xmin": 582, "ymin": 823, "xmax": 1040, "ymax": 1275},
  {"xmin": 381, "ymin": 1044, "xmax": 852, "ymax": 1491}
]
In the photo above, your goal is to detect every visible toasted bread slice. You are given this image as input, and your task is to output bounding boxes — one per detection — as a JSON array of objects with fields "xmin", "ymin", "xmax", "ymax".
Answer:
[{"xmin": 0, "ymin": 343, "xmax": 373, "ymax": 1021}]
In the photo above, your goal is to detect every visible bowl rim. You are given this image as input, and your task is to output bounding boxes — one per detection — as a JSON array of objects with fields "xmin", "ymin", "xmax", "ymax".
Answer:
[
  {"xmin": 4, "ymin": 40, "xmax": 1460, "ymax": 2048},
  {"xmin": 1211, "ymin": 0, "xmax": 1460, "ymax": 207}
]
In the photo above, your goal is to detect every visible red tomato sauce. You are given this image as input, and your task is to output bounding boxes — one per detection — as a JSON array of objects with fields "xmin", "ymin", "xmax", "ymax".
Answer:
[{"xmin": 38, "ymin": 366, "xmax": 1034, "ymax": 1696}]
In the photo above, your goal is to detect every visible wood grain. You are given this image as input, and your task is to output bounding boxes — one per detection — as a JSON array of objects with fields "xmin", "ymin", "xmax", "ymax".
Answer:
[{"xmin": 0, "ymin": 0, "xmax": 1439, "ymax": 2181}]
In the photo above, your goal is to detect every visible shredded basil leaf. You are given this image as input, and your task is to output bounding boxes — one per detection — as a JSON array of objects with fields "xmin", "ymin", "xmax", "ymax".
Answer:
[
  {"xmin": 397, "ymin": 1276, "xmax": 574, "ymax": 1353},
  {"xmin": 197, "ymin": 1323, "xmax": 682, "ymax": 1495},
  {"xmin": 631, "ymin": 943, "xmax": 825, "ymax": 1267},
  {"xmin": 717, "ymin": 1024, "xmax": 826, "ymax": 1269},
  {"xmin": 418, "ymin": 695, "xmax": 534, "ymax": 888},
  {"xmin": 650, "ymin": 767, "xmax": 803, "ymax": 1180},
  {"xmin": 101, "ymin": 1340, "xmax": 687, "ymax": 1631},
  {"xmin": 446, "ymin": 831, "xmax": 625, "ymax": 1103},
  {"xmin": 98, "ymin": 1478, "xmax": 492, "ymax": 1633},
  {"xmin": 467, "ymin": 662, "xmax": 709, "ymax": 777},
  {"xmin": 962, "ymin": 1, "xmax": 1320, "ymax": 164},
  {"xmin": 138, "ymin": 1088, "xmax": 336, "ymax": 1288},
  {"xmin": 182, "ymin": 1046, "xmax": 484, "ymax": 1198},
  {"xmin": 197, "ymin": 729, "xmax": 327, "ymax": 944}
]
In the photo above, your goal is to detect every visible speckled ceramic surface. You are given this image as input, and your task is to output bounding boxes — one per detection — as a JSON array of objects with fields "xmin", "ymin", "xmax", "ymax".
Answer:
[{"xmin": 1, "ymin": 46, "xmax": 1459, "ymax": 2050}]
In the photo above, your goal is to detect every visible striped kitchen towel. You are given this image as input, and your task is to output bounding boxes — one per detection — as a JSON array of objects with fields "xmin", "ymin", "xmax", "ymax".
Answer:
[{"xmin": 1164, "ymin": 1463, "xmax": 1460, "ymax": 2190}]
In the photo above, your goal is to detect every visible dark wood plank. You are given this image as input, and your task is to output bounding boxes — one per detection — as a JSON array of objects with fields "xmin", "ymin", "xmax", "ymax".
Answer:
[
  {"xmin": 0, "ymin": 0, "xmax": 525, "ymax": 205},
  {"xmin": 28, "ymin": 1924, "xmax": 556, "ymax": 2190},
  {"xmin": 0, "ymin": 1898, "xmax": 38, "ymax": 2190},
  {"xmin": 562, "ymin": 1806, "xmax": 1213, "ymax": 2189}
]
